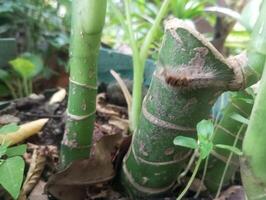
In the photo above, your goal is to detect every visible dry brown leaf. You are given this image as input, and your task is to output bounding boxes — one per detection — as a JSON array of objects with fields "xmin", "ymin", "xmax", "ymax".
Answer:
[
  {"xmin": 109, "ymin": 116, "xmax": 129, "ymax": 131},
  {"xmin": 19, "ymin": 147, "xmax": 46, "ymax": 200},
  {"xmin": 46, "ymin": 133, "xmax": 123, "ymax": 200},
  {"xmin": 189, "ymin": 178, "xmax": 207, "ymax": 192},
  {"xmin": 110, "ymin": 69, "xmax": 132, "ymax": 114},
  {"xmin": 96, "ymin": 94, "xmax": 120, "ymax": 116},
  {"xmin": 214, "ymin": 186, "xmax": 246, "ymax": 200},
  {"xmin": 96, "ymin": 93, "xmax": 127, "ymax": 118},
  {"xmin": 28, "ymin": 180, "xmax": 48, "ymax": 200}
]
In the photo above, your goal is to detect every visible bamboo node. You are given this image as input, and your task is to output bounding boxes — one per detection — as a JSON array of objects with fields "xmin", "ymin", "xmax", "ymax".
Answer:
[
  {"xmin": 66, "ymin": 109, "xmax": 95, "ymax": 121},
  {"xmin": 69, "ymin": 78, "xmax": 97, "ymax": 90}
]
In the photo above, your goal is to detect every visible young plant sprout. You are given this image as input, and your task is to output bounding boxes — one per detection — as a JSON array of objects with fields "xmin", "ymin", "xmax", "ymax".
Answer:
[
  {"xmin": 174, "ymin": 119, "xmax": 242, "ymax": 200},
  {"xmin": 0, "ymin": 53, "xmax": 43, "ymax": 98}
]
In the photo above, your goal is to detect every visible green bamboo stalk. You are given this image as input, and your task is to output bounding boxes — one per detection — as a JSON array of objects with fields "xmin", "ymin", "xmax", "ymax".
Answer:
[
  {"xmin": 60, "ymin": 0, "xmax": 107, "ymax": 168},
  {"xmin": 120, "ymin": 19, "xmax": 243, "ymax": 198},
  {"xmin": 241, "ymin": 60, "xmax": 266, "ymax": 200},
  {"xmin": 204, "ymin": 0, "xmax": 266, "ymax": 192},
  {"xmin": 240, "ymin": 0, "xmax": 266, "ymax": 198}
]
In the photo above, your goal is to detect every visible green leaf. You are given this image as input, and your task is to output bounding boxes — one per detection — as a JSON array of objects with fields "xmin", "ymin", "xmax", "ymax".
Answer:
[
  {"xmin": 215, "ymin": 144, "xmax": 243, "ymax": 156},
  {"xmin": 230, "ymin": 113, "xmax": 249, "ymax": 125},
  {"xmin": 196, "ymin": 119, "xmax": 214, "ymax": 141},
  {"xmin": 0, "ymin": 143, "xmax": 9, "ymax": 158},
  {"xmin": 173, "ymin": 136, "xmax": 198, "ymax": 149},
  {"xmin": 0, "ymin": 156, "xmax": 25, "ymax": 199},
  {"xmin": 199, "ymin": 140, "xmax": 213, "ymax": 159},
  {"xmin": 21, "ymin": 53, "xmax": 43, "ymax": 77},
  {"xmin": 9, "ymin": 57, "xmax": 35, "ymax": 79},
  {"xmin": 0, "ymin": 69, "xmax": 10, "ymax": 81},
  {"xmin": 0, "ymin": 123, "xmax": 19, "ymax": 135},
  {"xmin": 236, "ymin": 97, "xmax": 254, "ymax": 104},
  {"xmin": 6, "ymin": 145, "xmax": 27, "ymax": 157},
  {"xmin": 0, "ymin": 84, "xmax": 10, "ymax": 97},
  {"xmin": 240, "ymin": 0, "xmax": 262, "ymax": 31}
]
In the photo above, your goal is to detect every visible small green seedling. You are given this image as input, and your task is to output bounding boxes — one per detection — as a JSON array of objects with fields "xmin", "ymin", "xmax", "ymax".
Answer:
[
  {"xmin": 0, "ymin": 123, "xmax": 26, "ymax": 200},
  {"xmin": 173, "ymin": 119, "xmax": 242, "ymax": 200},
  {"xmin": 0, "ymin": 53, "xmax": 43, "ymax": 98}
]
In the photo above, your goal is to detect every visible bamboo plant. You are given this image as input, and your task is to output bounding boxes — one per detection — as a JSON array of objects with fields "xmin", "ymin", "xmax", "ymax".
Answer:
[
  {"xmin": 57, "ymin": 0, "xmax": 266, "ymax": 199},
  {"xmin": 120, "ymin": 2, "xmax": 266, "ymax": 196},
  {"xmin": 60, "ymin": 0, "xmax": 107, "ymax": 167},
  {"xmin": 240, "ymin": 0, "xmax": 266, "ymax": 198},
  {"xmin": 204, "ymin": 0, "xmax": 266, "ymax": 193},
  {"xmin": 241, "ymin": 65, "xmax": 266, "ymax": 200},
  {"xmin": 120, "ymin": 18, "xmax": 245, "ymax": 198}
]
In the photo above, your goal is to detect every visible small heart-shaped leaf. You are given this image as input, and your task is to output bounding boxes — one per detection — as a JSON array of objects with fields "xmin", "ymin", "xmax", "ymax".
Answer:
[
  {"xmin": 9, "ymin": 57, "xmax": 35, "ymax": 79},
  {"xmin": 196, "ymin": 119, "xmax": 214, "ymax": 141}
]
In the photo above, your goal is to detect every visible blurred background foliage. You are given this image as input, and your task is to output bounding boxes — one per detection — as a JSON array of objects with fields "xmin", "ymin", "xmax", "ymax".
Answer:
[{"xmin": 0, "ymin": 0, "xmax": 258, "ymax": 99}]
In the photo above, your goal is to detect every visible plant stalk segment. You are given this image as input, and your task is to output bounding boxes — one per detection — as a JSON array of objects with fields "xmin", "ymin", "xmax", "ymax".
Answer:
[
  {"xmin": 60, "ymin": 0, "xmax": 107, "ymax": 168},
  {"xmin": 205, "ymin": 0, "xmax": 266, "ymax": 191},
  {"xmin": 120, "ymin": 19, "xmax": 243, "ymax": 198},
  {"xmin": 241, "ymin": 61, "xmax": 266, "ymax": 200},
  {"xmin": 240, "ymin": 1, "xmax": 266, "ymax": 198}
]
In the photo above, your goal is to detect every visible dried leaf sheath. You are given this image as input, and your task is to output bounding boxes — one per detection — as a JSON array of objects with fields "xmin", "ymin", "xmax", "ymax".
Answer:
[{"xmin": 120, "ymin": 19, "xmax": 243, "ymax": 198}]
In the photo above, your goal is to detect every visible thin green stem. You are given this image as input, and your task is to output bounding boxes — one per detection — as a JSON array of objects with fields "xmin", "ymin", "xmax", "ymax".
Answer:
[
  {"xmin": 112, "ymin": 0, "xmax": 170, "ymax": 130},
  {"xmin": 129, "ymin": 0, "xmax": 170, "ymax": 130},
  {"xmin": 124, "ymin": 0, "xmax": 139, "ymax": 56},
  {"xmin": 215, "ymin": 124, "xmax": 245, "ymax": 198},
  {"xmin": 22, "ymin": 78, "xmax": 29, "ymax": 96},
  {"xmin": 194, "ymin": 156, "xmax": 209, "ymax": 198},
  {"xmin": 124, "ymin": 0, "xmax": 143, "ymax": 130},
  {"xmin": 177, "ymin": 150, "xmax": 197, "ymax": 183},
  {"xmin": 131, "ymin": 58, "xmax": 143, "ymax": 130},
  {"xmin": 140, "ymin": 0, "xmax": 171, "ymax": 61},
  {"xmin": 3, "ymin": 81, "xmax": 17, "ymax": 99},
  {"xmin": 176, "ymin": 158, "xmax": 202, "ymax": 200},
  {"xmin": 28, "ymin": 79, "xmax": 32, "ymax": 94},
  {"xmin": 16, "ymin": 79, "xmax": 23, "ymax": 98}
]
